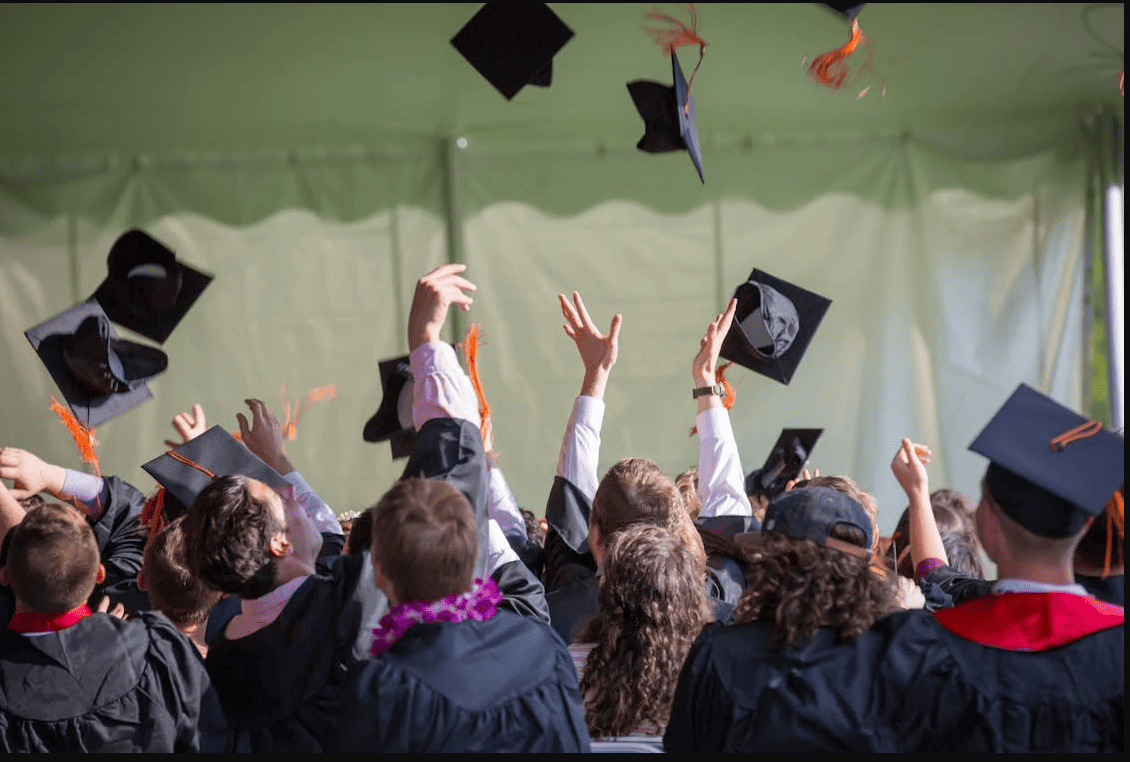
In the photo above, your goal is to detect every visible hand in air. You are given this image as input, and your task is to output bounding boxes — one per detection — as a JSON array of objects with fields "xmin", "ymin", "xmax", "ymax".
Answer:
[
  {"xmin": 407, "ymin": 264, "xmax": 477, "ymax": 351},
  {"xmin": 237, "ymin": 399, "xmax": 293, "ymax": 475},
  {"xmin": 559, "ymin": 292, "xmax": 622, "ymax": 378},
  {"xmin": 164, "ymin": 404, "xmax": 207, "ymax": 449},
  {"xmin": 692, "ymin": 298, "xmax": 737, "ymax": 388},
  {"xmin": 0, "ymin": 447, "xmax": 66, "ymax": 500},
  {"xmin": 891, "ymin": 438, "xmax": 931, "ymax": 496}
]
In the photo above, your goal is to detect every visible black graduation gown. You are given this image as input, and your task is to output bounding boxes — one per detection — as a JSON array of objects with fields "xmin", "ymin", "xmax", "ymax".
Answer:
[
  {"xmin": 0, "ymin": 611, "xmax": 211, "ymax": 752},
  {"xmin": 336, "ymin": 610, "xmax": 591, "ymax": 752},
  {"xmin": 543, "ymin": 474, "xmax": 736, "ymax": 644},
  {"xmin": 665, "ymin": 594, "xmax": 1125, "ymax": 753}
]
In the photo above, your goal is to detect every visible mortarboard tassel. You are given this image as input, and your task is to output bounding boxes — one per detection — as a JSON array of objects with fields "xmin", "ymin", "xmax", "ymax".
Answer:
[
  {"xmin": 462, "ymin": 324, "xmax": 492, "ymax": 445},
  {"xmin": 140, "ymin": 488, "xmax": 167, "ymax": 547},
  {"xmin": 280, "ymin": 383, "xmax": 339, "ymax": 442},
  {"xmin": 809, "ymin": 17, "xmax": 866, "ymax": 91},
  {"xmin": 689, "ymin": 362, "xmax": 736, "ymax": 436},
  {"xmin": 1103, "ymin": 490, "xmax": 1124, "ymax": 579},
  {"xmin": 643, "ymin": 3, "xmax": 707, "ymax": 113},
  {"xmin": 49, "ymin": 395, "xmax": 100, "ymax": 477}
]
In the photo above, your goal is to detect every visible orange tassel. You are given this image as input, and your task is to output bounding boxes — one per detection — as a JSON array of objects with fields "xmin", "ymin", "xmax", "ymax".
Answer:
[
  {"xmin": 279, "ymin": 383, "xmax": 338, "ymax": 441},
  {"xmin": 809, "ymin": 17, "xmax": 866, "ymax": 90},
  {"xmin": 1103, "ymin": 490, "xmax": 1124, "ymax": 579},
  {"xmin": 643, "ymin": 4, "xmax": 707, "ymax": 112},
  {"xmin": 690, "ymin": 362, "xmax": 736, "ymax": 436},
  {"xmin": 49, "ymin": 396, "xmax": 100, "ymax": 477},
  {"xmin": 462, "ymin": 324, "xmax": 492, "ymax": 444},
  {"xmin": 140, "ymin": 488, "xmax": 167, "ymax": 548}
]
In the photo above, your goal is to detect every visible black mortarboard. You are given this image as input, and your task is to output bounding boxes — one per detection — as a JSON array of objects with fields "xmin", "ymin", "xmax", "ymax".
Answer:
[
  {"xmin": 363, "ymin": 355, "xmax": 417, "ymax": 460},
  {"xmin": 450, "ymin": 3, "xmax": 575, "ymax": 101},
  {"xmin": 720, "ymin": 269, "xmax": 831, "ymax": 385},
  {"xmin": 142, "ymin": 425, "xmax": 289, "ymax": 510},
  {"xmin": 92, "ymin": 229, "xmax": 213, "ymax": 344},
  {"xmin": 969, "ymin": 384, "xmax": 1125, "ymax": 538},
  {"xmin": 627, "ymin": 50, "xmax": 705, "ymax": 183},
  {"xmin": 822, "ymin": 4, "xmax": 866, "ymax": 22},
  {"xmin": 25, "ymin": 298, "xmax": 168, "ymax": 428},
  {"xmin": 745, "ymin": 428, "xmax": 823, "ymax": 499}
]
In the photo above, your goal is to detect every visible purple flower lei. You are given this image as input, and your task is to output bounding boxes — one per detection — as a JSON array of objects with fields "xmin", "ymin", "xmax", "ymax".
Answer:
[{"xmin": 371, "ymin": 577, "xmax": 502, "ymax": 657}]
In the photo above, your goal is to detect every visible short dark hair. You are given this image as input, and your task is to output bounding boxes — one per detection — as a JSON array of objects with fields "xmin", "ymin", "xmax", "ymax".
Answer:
[
  {"xmin": 370, "ymin": 478, "xmax": 477, "ymax": 603},
  {"xmin": 142, "ymin": 516, "xmax": 222, "ymax": 627},
  {"xmin": 893, "ymin": 488, "xmax": 986, "ymax": 579},
  {"xmin": 344, "ymin": 508, "xmax": 373, "ymax": 557},
  {"xmin": 181, "ymin": 475, "xmax": 282, "ymax": 600},
  {"xmin": 7, "ymin": 502, "xmax": 100, "ymax": 613}
]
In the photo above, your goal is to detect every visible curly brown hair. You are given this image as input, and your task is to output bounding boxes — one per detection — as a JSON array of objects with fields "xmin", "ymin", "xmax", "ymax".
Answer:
[
  {"xmin": 736, "ymin": 524, "xmax": 897, "ymax": 650},
  {"xmin": 577, "ymin": 524, "xmax": 712, "ymax": 739}
]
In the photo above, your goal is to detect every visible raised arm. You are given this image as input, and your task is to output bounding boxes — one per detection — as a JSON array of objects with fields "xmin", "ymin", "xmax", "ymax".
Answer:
[
  {"xmin": 545, "ymin": 293, "xmax": 621, "ymax": 554},
  {"xmin": 692, "ymin": 299, "xmax": 752, "ymax": 519},
  {"xmin": 890, "ymin": 439, "xmax": 948, "ymax": 579}
]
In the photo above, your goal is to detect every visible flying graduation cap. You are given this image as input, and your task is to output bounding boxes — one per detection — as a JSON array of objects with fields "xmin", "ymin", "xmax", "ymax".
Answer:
[
  {"xmin": 25, "ymin": 298, "xmax": 168, "ymax": 429},
  {"xmin": 822, "ymin": 3, "xmax": 865, "ymax": 21},
  {"xmin": 745, "ymin": 428, "xmax": 823, "ymax": 499},
  {"xmin": 450, "ymin": 3, "xmax": 575, "ymax": 101},
  {"xmin": 719, "ymin": 269, "xmax": 832, "ymax": 385},
  {"xmin": 92, "ymin": 229, "xmax": 213, "ymax": 345},
  {"xmin": 362, "ymin": 355, "xmax": 417, "ymax": 460},
  {"xmin": 970, "ymin": 384, "xmax": 1125, "ymax": 538},
  {"xmin": 627, "ymin": 50, "xmax": 705, "ymax": 183}
]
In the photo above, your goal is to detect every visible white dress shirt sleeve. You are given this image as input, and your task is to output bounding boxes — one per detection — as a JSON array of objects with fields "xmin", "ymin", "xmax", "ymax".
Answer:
[
  {"xmin": 556, "ymin": 395, "xmax": 604, "ymax": 500},
  {"xmin": 695, "ymin": 406, "xmax": 753, "ymax": 518},
  {"xmin": 409, "ymin": 341, "xmax": 481, "ymax": 429},
  {"xmin": 283, "ymin": 470, "xmax": 343, "ymax": 537}
]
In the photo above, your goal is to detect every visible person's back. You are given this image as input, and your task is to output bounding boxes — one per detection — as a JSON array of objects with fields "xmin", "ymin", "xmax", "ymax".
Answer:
[
  {"xmin": 339, "ymin": 476, "xmax": 589, "ymax": 752},
  {"xmin": 0, "ymin": 501, "xmax": 209, "ymax": 752}
]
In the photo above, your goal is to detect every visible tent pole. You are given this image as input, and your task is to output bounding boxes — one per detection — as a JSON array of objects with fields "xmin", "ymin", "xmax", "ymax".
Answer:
[
  {"xmin": 1101, "ymin": 178, "xmax": 1124, "ymax": 431},
  {"xmin": 441, "ymin": 137, "xmax": 465, "ymax": 344}
]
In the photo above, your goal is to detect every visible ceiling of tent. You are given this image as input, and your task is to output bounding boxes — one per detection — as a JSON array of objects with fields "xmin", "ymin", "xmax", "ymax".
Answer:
[{"xmin": 0, "ymin": 3, "xmax": 1123, "ymax": 159}]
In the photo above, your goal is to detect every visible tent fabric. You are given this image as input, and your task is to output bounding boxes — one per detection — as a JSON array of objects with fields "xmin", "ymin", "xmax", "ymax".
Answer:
[{"xmin": 0, "ymin": 129, "xmax": 1089, "ymax": 532}]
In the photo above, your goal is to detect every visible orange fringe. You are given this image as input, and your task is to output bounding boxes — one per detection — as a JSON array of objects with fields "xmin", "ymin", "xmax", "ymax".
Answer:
[
  {"xmin": 643, "ymin": 4, "xmax": 707, "ymax": 111},
  {"xmin": 1103, "ymin": 490, "xmax": 1124, "ymax": 578},
  {"xmin": 809, "ymin": 18, "xmax": 865, "ymax": 90},
  {"xmin": 280, "ymin": 383, "xmax": 338, "ymax": 441},
  {"xmin": 689, "ymin": 362, "xmax": 736, "ymax": 436},
  {"xmin": 462, "ymin": 324, "xmax": 492, "ymax": 444},
  {"xmin": 140, "ymin": 488, "xmax": 167, "ymax": 548},
  {"xmin": 49, "ymin": 396, "xmax": 100, "ymax": 477}
]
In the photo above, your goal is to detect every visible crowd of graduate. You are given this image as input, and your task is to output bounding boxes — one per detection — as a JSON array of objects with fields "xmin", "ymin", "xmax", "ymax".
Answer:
[{"xmin": 0, "ymin": 262, "xmax": 1124, "ymax": 753}]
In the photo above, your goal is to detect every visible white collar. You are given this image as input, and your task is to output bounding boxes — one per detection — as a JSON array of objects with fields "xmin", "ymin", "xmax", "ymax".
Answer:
[{"xmin": 991, "ymin": 578, "xmax": 1091, "ymax": 597}]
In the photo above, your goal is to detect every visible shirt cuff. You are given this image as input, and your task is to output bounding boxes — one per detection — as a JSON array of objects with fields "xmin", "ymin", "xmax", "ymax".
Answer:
[
  {"xmin": 694, "ymin": 406, "xmax": 733, "ymax": 440},
  {"xmin": 487, "ymin": 519, "xmax": 520, "ymax": 574},
  {"xmin": 409, "ymin": 341, "xmax": 480, "ymax": 429},
  {"xmin": 283, "ymin": 471, "xmax": 342, "ymax": 537},
  {"xmin": 61, "ymin": 469, "xmax": 105, "ymax": 513},
  {"xmin": 914, "ymin": 557, "xmax": 947, "ymax": 583},
  {"xmin": 574, "ymin": 395, "xmax": 606, "ymax": 431}
]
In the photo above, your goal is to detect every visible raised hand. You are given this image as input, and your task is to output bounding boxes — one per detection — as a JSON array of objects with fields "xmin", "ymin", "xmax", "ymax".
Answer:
[
  {"xmin": 237, "ymin": 399, "xmax": 294, "ymax": 475},
  {"xmin": 164, "ymin": 404, "xmax": 208, "ymax": 449},
  {"xmin": 407, "ymin": 264, "xmax": 477, "ymax": 351},
  {"xmin": 0, "ymin": 447, "xmax": 66, "ymax": 500},
  {"xmin": 891, "ymin": 439, "xmax": 931, "ymax": 497},
  {"xmin": 692, "ymin": 298, "xmax": 738, "ymax": 399},
  {"xmin": 559, "ymin": 291, "xmax": 622, "ymax": 399}
]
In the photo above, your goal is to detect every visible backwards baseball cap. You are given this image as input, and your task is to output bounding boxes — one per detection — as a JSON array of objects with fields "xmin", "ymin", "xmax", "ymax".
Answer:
[
  {"xmin": 745, "ymin": 428, "xmax": 823, "ymax": 499},
  {"xmin": 362, "ymin": 355, "xmax": 417, "ymax": 460},
  {"xmin": 720, "ymin": 268, "xmax": 831, "ymax": 385},
  {"xmin": 92, "ymin": 229, "xmax": 213, "ymax": 344},
  {"xmin": 737, "ymin": 486, "xmax": 873, "ymax": 561},
  {"xmin": 25, "ymin": 298, "xmax": 168, "ymax": 428},
  {"xmin": 970, "ymin": 383, "xmax": 1125, "ymax": 538},
  {"xmin": 627, "ymin": 49, "xmax": 705, "ymax": 183},
  {"xmin": 450, "ymin": 3, "xmax": 575, "ymax": 101},
  {"xmin": 142, "ymin": 425, "xmax": 289, "ymax": 511}
]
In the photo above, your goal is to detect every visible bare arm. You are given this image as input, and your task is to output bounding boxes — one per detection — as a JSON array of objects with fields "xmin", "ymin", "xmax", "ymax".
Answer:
[{"xmin": 890, "ymin": 438, "xmax": 948, "ymax": 575}]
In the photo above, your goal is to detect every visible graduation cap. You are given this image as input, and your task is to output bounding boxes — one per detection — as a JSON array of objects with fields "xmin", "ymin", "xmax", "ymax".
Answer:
[
  {"xmin": 970, "ymin": 384, "xmax": 1125, "ymax": 538},
  {"xmin": 142, "ymin": 425, "xmax": 289, "ymax": 511},
  {"xmin": 24, "ymin": 298, "xmax": 168, "ymax": 429},
  {"xmin": 362, "ymin": 355, "xmax": 417, "ymax": 460},
  {"xmin": 627, "ymin": 50, "xmax": 705, "ymax": 183},
  {"xmin": 745, "ymin": 428, "xmax": 823, "ymax": 499},
  {"xmin": 822, "ymin": 3, "xmax": 866, "ymax": 22},
  {"xmin": 92, "ymin": 229, "xmax": 213, "ymax": 344},
  {"xmin": 720, "ymin": 269, "xmax": 831, "ymax": 385},
  {"xmin": 450, "ymin": 3, "xmax": 575, "ymax": 101}
]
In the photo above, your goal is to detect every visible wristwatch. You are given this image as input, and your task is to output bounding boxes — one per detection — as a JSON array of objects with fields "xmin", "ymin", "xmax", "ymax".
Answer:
[{"xmin": 692, "ymin": 384, "xmax": 725, "ymax": 399}]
